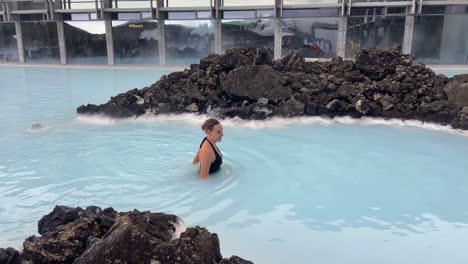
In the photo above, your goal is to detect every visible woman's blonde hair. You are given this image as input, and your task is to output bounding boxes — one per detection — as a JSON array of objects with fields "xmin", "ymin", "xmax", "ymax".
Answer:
[{"xmin": 201, "ymin": 118, "xmax": 220, "ymax": 132}]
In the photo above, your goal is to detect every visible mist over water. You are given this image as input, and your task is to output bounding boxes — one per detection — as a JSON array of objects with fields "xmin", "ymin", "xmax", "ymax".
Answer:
[
  {"xmin": 413, "ymin": 15, "xmax": 468, "ymax": 65},
  {"xmin": 1, "ymin": 66, "xmax": 468, "ymax": 263}
]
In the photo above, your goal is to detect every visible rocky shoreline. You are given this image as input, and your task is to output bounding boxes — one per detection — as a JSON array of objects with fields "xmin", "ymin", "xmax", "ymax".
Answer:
[
  {"xmin": 0, "ymin": 206, "xmax": 253, "ymax": 264},
  {"xmin": 77, "ymin": 47, "xmax": 468, "ymax": 130}
]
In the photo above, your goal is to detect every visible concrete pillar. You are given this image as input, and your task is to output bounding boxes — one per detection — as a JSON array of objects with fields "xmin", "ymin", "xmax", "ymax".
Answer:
[
  {"xmin": 56, "ymin": 20, "xmax": 67, "ymax": 64},
  {"xmin": 337, "ymin": 16, "xmax": 347, "ymax": 58},
  {"xmin": 103, "ymin": 0, "xmax": 114, "ymax": 65},
  {"xmin": 274, "ymin": 18, "xmax": 282, "ymax": 60},
  {"xmin": 0, "ymin": 4, "xmax": 5, "ymax": 22},
  {"xmin": 213, "ymin": 0, "xmax": 222, "ymax": 55},
  {"xmin": 157, "ymin": 20, "xmax": 166, "ymax": 65},
  {"xmin": 1, "ymin": 3, "xmax": 5, "ymax": 21},
  {"xmin": 104, "ymin": 19, "xmax": 114, "ymax": 65},
  {"xmin": 214, "ymin": 19, "xmax": 221, "ymax": 54},
  {"xmin": 157, "ymin": 0, "xmax": 166, "ymax": 65},
  {"xmin": 273, "ymin": 0, "xmax": 282, "ymax": 59},
  {"xmin": 14, "ymin": 21, "xmax": 25, "ymax": 63},
  {"xmin": 402, "ymin": 15, "xmax": 414, "ymax": 54},
  {"xmin": 5, "ymin": 2, "xmax": 11, "ymax": 21}
]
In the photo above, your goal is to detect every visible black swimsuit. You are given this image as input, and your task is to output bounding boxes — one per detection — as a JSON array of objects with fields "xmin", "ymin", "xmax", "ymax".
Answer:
[{"xmin": 199, "ymin": 137, "xmax": 223, "ymax": 174}]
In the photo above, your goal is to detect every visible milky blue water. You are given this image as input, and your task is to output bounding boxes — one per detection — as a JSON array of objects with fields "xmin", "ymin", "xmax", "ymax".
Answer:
[{"xmin": 1, "ymin": 66, "xmax": 468, "ymax": 264}]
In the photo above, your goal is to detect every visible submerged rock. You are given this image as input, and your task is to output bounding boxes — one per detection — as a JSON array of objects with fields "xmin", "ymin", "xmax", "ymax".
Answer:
[
  {"xmin": 0, "ymin": 206, "xmax": 253, "ymax": 264},
  {"xmin": 76, "ymin": 46, "xmax": 468, "ymax": 130}
]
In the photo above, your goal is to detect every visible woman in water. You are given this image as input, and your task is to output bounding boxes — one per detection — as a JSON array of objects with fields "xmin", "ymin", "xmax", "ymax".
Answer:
[{"xmin": 192, "ymin": 118, "xmax": 223, "ymax": 179}]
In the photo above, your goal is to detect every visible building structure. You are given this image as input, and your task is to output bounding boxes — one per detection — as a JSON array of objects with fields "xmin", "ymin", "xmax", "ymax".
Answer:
[{"xmin": 0, "ymin": 0, "xmax": 467, "ymax": 66}]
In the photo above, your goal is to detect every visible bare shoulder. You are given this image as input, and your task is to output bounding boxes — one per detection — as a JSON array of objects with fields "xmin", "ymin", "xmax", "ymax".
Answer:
[
  {"xmin": 200, "ymin": 141, "xmax": 212, "ymax": 152},
  {"xmin": 200, "ymin": 141, "xmax": 215, "ymax": 156}
]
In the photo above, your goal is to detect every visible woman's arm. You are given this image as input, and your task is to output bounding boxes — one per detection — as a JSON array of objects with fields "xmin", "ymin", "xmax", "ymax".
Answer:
[{"xmin": 192, "ymin": 149, "xmax": 200, "ymax": 164}]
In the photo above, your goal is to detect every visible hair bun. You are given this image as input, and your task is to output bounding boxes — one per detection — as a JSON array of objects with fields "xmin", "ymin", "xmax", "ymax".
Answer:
[{"xmin": 201, "ymin": 118, "xmax": 220, "ymax": 132}]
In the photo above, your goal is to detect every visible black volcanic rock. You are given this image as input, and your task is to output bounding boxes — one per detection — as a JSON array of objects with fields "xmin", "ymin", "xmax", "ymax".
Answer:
[
  {"xmin": 274, "ymin": 49, "xmax": 304, "ymax": 72},
  {"xmin": 452, "ymin": 107, "xmax": 468, "ymax": 129},
  {"xmin": 221, "ymin": 65, "xmax": 291, "ymax": 103},
  {"xmin": 23, "ymin": 217, "xmax": 102, "ymax": 264},
  {"xmin": 2, "ymin": 206, "xmax": 253, "ymax": 264},
  {"xmin": 77, "ymin": 103, "xmax": 136, "ymax": 118},
  {"xmin": 355, "ymin": 45, "xmax": 411, "ymax": 80},
  {"xmin": 76, "ymin": 47, "xmax": 468, "ymax": 130},
  {"xmin": 200, "ymin": 54, "xmax": 222, "ymax": 69},
  {"xmin": 73, "ymin": 212, "xmax": 183, "ymax": 264},
  {"xmin": 218, "ymin": 48, "xmax": 272, "ymax": 72},
  {"xmin": 38, "ymin": 205, "xmax": 87, "ymax": 235},
  {"xmin": 219, "ymin": 256, "xmax": 254, "ymax": 264},
  {"xmin": 0, "ymin": 247, "xmax": 19, "ymax": 264},
  {"xmin": 444, "ymin": 74, "xmax": 468, "ymax": 108},
  {"xmin": 277, "ymin": 97, "xmax": 305, "ymax": 117},
  {"xmin": 22, "ymin": 206, "xmax": 117, "ymax": 264}
]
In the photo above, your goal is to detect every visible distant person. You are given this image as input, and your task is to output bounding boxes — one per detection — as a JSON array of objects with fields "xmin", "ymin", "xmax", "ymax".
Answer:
[{"xmin": 192, "ymin": 118, "xmax": 223, "ymax": 179}]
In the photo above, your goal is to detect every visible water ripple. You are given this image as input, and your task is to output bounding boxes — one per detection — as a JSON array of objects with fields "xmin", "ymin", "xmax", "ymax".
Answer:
[{"xmin": 2, "ymin": 67, "xmax": 468, "ymax": 263}]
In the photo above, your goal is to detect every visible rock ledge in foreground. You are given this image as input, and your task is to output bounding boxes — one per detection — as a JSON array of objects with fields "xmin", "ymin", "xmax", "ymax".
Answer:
[{"xmin": 0, "ymin": 205, "xmax": 253, "ymax": 264}]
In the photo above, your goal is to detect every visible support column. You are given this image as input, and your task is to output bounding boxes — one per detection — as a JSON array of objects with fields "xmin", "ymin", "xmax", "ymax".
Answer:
[
  {"xmin": 103, "ymin": 0, "xmax": 114, "ymax": 65},
  {"xmin": 157, "ymin": 0, "xmax": 166, "ymax": 65},
  {"xmin": 0, "ymin": 4, "xmax": 4, "ymax": 22},
  {"xmin": 273, "ymin": 0, "xmax": 282, "ymax": 59},
  {"xmin": 104, "ymin": 19, "xmax": 114, "ymax": 65},
  {"xmin": 214, "ymin": 0, "xmax": 222, "ymax": 55},
  {"xmin": 402, "ymin": 15, "xmax": 414, "ymax": 54},
  {"xmin": 57, "ymin": 19, "xmax": 67, "ymax": 64},
  {"xmin": 214, "ymin": 19, "xmax": 221, "ymax": 54},
  {"xmin": 1, "ymin": 3, "xmax": 5, "ymax": 21},
  {"xmin": 337, "ymin": 16, "xmax": 347, "ymax": 58},
  {"xmin": 274, "ymin": 18, "xmax": 282, "ymax": 60},
  {"xmin": 14, "ymin": 21, "xmax": 25, "ymax": 63},
  {"xmin": 158, "ymin": 21, "xmax": 166, "ymax": 65},
  {"xmin": 5, "ymin": 1, "xmax": 11, "ymax": 21}
]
